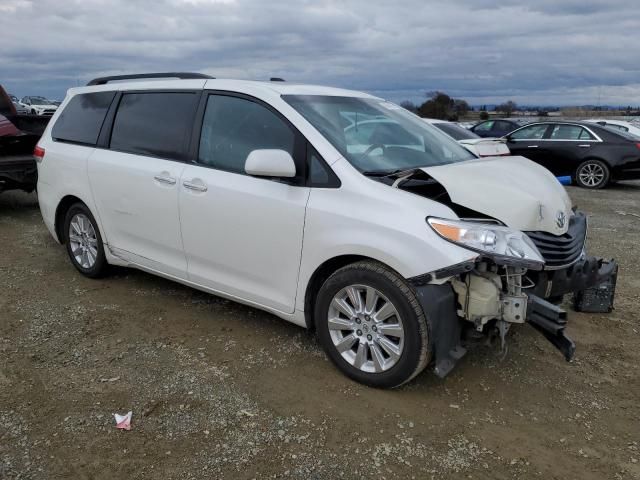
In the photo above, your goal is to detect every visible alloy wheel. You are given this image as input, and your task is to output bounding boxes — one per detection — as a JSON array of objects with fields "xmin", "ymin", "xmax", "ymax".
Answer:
[
  {"xmin": 68, "ymin": 213, "xmax": 98, "ymax": 269},
  {"xmin": 578, "ymin": 162, "xmax": 606, "ymax": 187},
  {"xmin": 328, "ymin": 284, "xmax": 405, "ymax": 373}
]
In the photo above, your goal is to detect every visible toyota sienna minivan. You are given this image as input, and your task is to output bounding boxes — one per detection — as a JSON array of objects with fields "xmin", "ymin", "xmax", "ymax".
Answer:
[{"xmin": 35, "ymin": 73, "xmax": 617, "ymax": 388}]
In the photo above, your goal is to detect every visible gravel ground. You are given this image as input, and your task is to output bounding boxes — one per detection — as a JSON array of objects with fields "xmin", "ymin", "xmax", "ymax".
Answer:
[{"xmin": 0, "ymin": 182, "xmax": 639, "ymax": 479}]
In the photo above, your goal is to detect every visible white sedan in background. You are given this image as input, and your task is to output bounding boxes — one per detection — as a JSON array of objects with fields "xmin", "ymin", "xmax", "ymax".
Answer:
[
  {"xmin": 422, "ymin": 118, "xmax": 511, "ymax": 157},
  {"xmin": 584, "ymin": 119, "xmax": 640, "ymax": 138}
]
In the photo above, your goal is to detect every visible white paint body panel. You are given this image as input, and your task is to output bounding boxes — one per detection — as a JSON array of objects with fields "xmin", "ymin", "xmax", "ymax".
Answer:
[
  {"xmin": 179, "ymin": 164, "xmax": 310, "ymax": 314},
  {"xmin": 87, "ymin": 149, "xmax": 188, "ymax": 279},
  {"xmin": 422, "ymin": 156, "xmax": 573, "ymax": 234}
]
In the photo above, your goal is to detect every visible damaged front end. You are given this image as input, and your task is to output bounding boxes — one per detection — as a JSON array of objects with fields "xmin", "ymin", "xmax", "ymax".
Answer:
[
  {"xmin": 410, "ymin": 211, "xmax": 617, "ymax": 378},
  {"xmin": 378, "ymin": 163, "xmax": 619, "ymax": 378}
]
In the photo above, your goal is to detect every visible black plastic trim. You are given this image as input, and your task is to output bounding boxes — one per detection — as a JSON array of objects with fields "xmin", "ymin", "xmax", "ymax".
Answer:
[
  {"xmin": 87, "ymin": 72, "xmax": 213, "ymax": 86},
  {"xmin": 413, "ymin": 284, "xmax": 466, "ymax": 378}
]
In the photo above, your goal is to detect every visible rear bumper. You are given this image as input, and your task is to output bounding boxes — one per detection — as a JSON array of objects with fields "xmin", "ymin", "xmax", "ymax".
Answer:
[
  {"xmin": 35, "ymin": 179, "xmax": 60, "ymax": 243},
  {"xmin": 612, "ymin": 159, "xmax": 640, "ymax": 181},
  {"xmin": 0, "ymin": 155, "xmax": 37, "ymax": 192}
]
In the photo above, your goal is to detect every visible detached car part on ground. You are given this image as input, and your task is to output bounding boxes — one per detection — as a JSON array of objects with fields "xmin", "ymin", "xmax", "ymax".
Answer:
[{"xmin": 36, "ymin": 73, "xmax": 618, "ymax": 388}]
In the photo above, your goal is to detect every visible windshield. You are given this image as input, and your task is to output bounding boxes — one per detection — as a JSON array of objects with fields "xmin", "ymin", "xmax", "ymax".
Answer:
[
  {"xmin": 433, "ymin": 122, "xmax": 480, "ymax": 141},
  {"xmin": 283, "ymin": 95, "xmax": 475, "ymax": 172}
]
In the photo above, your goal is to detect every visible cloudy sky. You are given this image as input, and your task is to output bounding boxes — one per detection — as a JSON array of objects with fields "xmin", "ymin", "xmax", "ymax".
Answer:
[{"xmin": 1, "ymin": 0, "xmax": 639, "ymax": 106}]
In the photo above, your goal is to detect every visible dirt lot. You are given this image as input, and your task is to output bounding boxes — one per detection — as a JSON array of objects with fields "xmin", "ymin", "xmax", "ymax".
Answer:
[{"xmin": 1, "ymin": 182, "xmax": 639, "ymax": 479}]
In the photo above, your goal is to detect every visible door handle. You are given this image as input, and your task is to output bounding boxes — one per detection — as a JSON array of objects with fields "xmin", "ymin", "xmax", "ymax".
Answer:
[
  {"xmin": 527, "ymin": 145, "xmax": 539, "ymax": 148},
  {"xmin": 183, "ymin": 180, "xmax": 208, "ymax": 192},
  {"xmin": 577, "ymin": 144, "xmax": 591, "ymax": 148},
  {"xmin": 154, "ymin": 174, "xmax": 177, "ymax": 185}
]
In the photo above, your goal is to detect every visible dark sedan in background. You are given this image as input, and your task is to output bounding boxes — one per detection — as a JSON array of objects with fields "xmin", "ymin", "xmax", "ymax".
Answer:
[
  {"xmin": 470, "ymin": 118, "xmax": 524, "ymax": 138},
  {"xmin": 504, "ymin": 121, "xmax": 640, "ymax": 188}
]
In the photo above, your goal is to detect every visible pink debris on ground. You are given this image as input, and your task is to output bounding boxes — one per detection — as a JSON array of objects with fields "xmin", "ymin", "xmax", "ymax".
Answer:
[{"xmin": 114, "ymin": 411, "xmax": 132, "ymax": 430}]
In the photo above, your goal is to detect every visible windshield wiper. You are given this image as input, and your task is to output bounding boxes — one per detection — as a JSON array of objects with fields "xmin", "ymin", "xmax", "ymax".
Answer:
[
  {"xmin": 362, "ymin": 167, "xmax": 431, "ymax": 188},
  {"xmin": 361, "ymin": 169, "xmax": 405, "ymax": 177}
]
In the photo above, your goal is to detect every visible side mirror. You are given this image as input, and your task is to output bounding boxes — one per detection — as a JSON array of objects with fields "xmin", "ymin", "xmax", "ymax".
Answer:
[{"xmin": 245, "ymin": 149, "xmax": 296, "ymax": 178}]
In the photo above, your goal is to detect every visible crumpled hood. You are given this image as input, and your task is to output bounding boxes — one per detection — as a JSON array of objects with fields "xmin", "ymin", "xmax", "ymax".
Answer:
[{"xmin": 421, "ymin": 156, "xmax": 573, "ymax": 234}]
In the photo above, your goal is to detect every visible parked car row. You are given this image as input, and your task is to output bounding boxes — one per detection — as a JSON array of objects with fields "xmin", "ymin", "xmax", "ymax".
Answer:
[
  {"xmin": 18, "ymin": 96, "xmax": 59, "ymax": 116},
  {"xmin": 448, "ymin": 117, "xmax": 640, "ymax": 189},
  {"xmin": 505, "ymin": 121, "xmax": 640, "ymax": 188}
]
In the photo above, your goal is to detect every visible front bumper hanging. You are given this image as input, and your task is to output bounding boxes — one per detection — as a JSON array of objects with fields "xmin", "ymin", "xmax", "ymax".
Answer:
[{"xmin": 526, "ymin": 294, "xmax": 575, "ymax": 361}]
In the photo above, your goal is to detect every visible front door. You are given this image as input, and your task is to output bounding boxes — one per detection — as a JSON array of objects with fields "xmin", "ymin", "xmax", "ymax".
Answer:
[{"xmin": 179, "ymin": 93, "xmax": 310, "ymax": 313}]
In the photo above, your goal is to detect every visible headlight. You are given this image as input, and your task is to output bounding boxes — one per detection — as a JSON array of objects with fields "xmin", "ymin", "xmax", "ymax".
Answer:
[{"xmin": 427, "ymin": 217, "xmax": 545, "ymax": 270}]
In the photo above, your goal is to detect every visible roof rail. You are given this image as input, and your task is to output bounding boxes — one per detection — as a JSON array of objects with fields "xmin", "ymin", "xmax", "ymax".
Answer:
[
  {"xmin": 86, "ymin": 72, "xmax": 214, "ymax": 86},
  {"xmin": 270, "ymin": 77, "xmax": 285, "ymax": 82}
]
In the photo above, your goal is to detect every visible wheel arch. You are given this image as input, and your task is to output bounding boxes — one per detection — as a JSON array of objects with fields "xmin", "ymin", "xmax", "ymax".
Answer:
[
  {"xmin": 303, "ymin": 254, "xmax": 400, "ymax": 330},
  {"xmin": 580, "ymin": 156, "xmax": 611, "ymax": 168},
  {"xmin": 54, "ymin": 194, "xmax": 89, "ymax": 243}
]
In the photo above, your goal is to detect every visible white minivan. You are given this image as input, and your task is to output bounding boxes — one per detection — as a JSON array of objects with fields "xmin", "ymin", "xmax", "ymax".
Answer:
[{"xmin": 36, "ymin": 73, "xmax": 616, "ymax": 388}]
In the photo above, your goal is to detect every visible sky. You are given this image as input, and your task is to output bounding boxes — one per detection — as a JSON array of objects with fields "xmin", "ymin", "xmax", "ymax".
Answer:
[{"xmin": 1, "ymin": 0, "xmax": 639, "ymax": 106}]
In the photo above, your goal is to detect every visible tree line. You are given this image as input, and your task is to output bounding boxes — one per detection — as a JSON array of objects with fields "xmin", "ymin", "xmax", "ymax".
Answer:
[{"xmin": 401, "ymin": 92, "xmax": 517, "ymax": 120}]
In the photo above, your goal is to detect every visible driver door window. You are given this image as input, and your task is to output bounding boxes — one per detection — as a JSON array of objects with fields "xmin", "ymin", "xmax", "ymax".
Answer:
[{"xmin": 198, "ymin": 95, "xmax": 296, "ymax": 175}]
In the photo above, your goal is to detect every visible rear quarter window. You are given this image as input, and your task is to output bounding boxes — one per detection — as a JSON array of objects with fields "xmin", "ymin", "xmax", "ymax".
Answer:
[
  {"xmin": 110, "ymin": 92, "xmax": 199, "ymax": 160},
  {"xmin": 51, "ymin": 91, "xmax": 116, "ymax": 145}
]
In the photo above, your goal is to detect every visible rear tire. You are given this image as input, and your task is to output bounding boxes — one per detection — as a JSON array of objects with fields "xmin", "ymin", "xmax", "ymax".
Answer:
[
  {"xmin": 63, "ymin": 203, "xmax": 108, "ymax": 278},
  {"xmin": 315, "ymin": 260, "xmax": 431, "ymax": 388},
  {"xmin": 575, "ymin": 159, "xmax": 610, "ymax": 189}
]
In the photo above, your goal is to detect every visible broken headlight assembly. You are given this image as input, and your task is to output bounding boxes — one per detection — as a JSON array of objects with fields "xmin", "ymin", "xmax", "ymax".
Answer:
[{"xmin": 427, "ymin": 217, "xmax": 545, "ymax": 270}]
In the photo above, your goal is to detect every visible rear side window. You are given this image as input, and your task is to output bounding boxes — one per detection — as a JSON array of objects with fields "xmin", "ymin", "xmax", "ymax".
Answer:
[
  {"xmin": 52, "ymin": 92, "xmax": 115, "ymax": 145},
  {"xmin": 550, "ymin": 125, "xmax": 594, "ymax": 140},
  {"xmin": 110, "ymin": 92, "xmax": 198, "ymax": 159},
  {"xmin": 198, "ymin": 95, "xmax": 295, "ymax": 174},
  {"xmin": 510, "ymin": 124, "xmax": 549, "ymax": 140}
]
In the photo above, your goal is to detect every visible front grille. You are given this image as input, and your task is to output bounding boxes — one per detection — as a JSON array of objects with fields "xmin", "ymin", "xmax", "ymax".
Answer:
[{"xmin": 526, "ymin": 212, "xmax": 587, "ymax": 269}]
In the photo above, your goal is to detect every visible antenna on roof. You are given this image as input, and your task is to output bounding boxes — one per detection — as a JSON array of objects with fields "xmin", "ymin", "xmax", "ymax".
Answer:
[{"xmin": 270, "ymin": 77, "xmax": 285, "ymax": 82}]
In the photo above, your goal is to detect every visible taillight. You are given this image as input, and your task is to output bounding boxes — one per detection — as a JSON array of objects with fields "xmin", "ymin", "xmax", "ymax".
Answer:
[
  {"xmin": 34, "ymin": 145, "xmax": 45, "ymax": 163},
  {"xmin": 636, "ymin": 143, "xmax": 640, "ymax": 151}
]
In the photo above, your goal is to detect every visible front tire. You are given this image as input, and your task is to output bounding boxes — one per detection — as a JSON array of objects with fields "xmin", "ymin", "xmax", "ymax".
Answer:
[
  {"xmin": 575, "ymin": 159, "xmax": 610, "ymax": 189},
  {"xmin": 315, "ymin": 261, "xmax": 431, "ymax": 388},
  {"xmin": 63, "ymin": 203, "xmax": 108, "ymax": 278}
]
